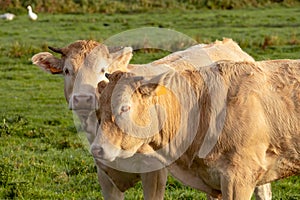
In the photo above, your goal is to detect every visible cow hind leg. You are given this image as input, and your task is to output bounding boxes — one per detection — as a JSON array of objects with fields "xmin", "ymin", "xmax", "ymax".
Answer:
[
  {"xmin": 96, "ymin": 166, "xmax": 124, "ymax": 200},
  {"xmin": 206, "ymin": 183, "xmax": 271, "ymax": 200},
  {"xmin": 206, "ymin": 193, "xmax": 222, "ymax": 200},
  {"xmin": 141, "ymin": 168, "xmax": 168, "ymax": 200}
]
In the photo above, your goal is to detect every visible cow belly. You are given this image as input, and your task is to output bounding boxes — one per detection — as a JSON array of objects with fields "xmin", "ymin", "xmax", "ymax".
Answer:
[{"xmin": 167, "ymin": 164, "xmax": 221, "ymax": 198}]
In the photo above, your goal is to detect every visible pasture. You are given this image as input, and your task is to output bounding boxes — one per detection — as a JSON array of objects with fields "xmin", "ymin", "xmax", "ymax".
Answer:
[{"xmin": 0, "ymin": 7, "xmax": 299, "ymax": 199}]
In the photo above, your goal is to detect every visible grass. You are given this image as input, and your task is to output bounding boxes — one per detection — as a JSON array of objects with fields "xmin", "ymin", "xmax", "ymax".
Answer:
[{"xmin": 0, "ymin": 7, "xmax": 299, "ymax": 199}]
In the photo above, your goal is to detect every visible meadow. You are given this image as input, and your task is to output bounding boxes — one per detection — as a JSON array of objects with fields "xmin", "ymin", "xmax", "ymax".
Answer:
[{"xmin": 0, "ymin": 6, "xmax": 300, "ymax": 199}]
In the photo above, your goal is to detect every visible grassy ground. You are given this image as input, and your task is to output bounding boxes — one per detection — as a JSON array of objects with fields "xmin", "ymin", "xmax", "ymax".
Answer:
[{"xmin": 0, "ymin": 7, "xmax": 299, "ymax": 199}]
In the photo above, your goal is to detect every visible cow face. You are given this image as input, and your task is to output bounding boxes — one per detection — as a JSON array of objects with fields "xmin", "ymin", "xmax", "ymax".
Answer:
[
  {"xmin": 92, "ymin": 71, "xmax": 144, "ymax": 161},
  {"xmin": 91, "ymin": 71, "xmax": 183, "ymax": 162},
  {"xmin": 31, "ymin": 40, "xmax": 133, "ymax": 111}
]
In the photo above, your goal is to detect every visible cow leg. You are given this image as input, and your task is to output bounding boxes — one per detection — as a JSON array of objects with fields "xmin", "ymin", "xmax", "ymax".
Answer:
[
  {"xmin": 220, "ymin": 175, "xmax": 255, "ymax": 200},
  {"xmin": 96, "ymin": 166, "xmax": 124, "ymax": 200},
  {"xmin": 254, "ymin": 184, "xmax": 272, "ymax": 200},
  {"xmin": 206, "ymin": 183, "xmax": 271, "ymax": 200},
  {"xmin": 206, "ymin": 193, "xmax": 222, "ymax": 200},
  {"xmin": 141, "ymin": 168, "xmax": 168, "ymax": 200}
]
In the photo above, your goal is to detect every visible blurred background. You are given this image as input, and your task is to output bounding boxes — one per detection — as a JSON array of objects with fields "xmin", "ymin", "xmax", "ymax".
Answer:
[{"xmin": 1, "ymin": 0, "xmax": 299, "ymax": 14}]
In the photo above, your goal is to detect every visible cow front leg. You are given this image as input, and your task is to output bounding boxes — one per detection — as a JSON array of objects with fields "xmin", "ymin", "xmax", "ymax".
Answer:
[
  {"xmin": 141, "ymin": 168, "xmax": 168, "ymax": 200},
  {"xmin": 96, "ymin": 166, "xmax": 124, "ymax": 200}
]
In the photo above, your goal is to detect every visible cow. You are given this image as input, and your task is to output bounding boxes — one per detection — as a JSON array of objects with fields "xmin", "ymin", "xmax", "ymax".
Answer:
[
  {"xmin": 91, "ymin": 59, "xmax": 300, "ymax": 200},
  {"xmin": 31, "ymin": 39, "xmax": 271, "ymax": 199},
  {"xmin": 31, "ymin": 40, "xmax": 163, "ymax": 200}
]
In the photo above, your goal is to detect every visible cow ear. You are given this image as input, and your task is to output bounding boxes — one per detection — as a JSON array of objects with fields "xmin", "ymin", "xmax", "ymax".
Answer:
[
  {"xmin": 137, "ymin": 72, "xmax": 170, "ymax": 97},
  {"xmin": 107, "ymin": 70, "xmax": 129, "ymax": 82},
  {"xmin": 97, "ymin": 81, "xmax": 107, "ymax": 94},
  {"xmin": 31, "ymin": 52, "xmax": 63, "ymax": 74},
  {"xmin": 138, "ymin": 84, "xmax": 167, "ymax": 97},
  {"xmin": 108, "ymin": 47, "xmax": 133, "ymax": 72}
]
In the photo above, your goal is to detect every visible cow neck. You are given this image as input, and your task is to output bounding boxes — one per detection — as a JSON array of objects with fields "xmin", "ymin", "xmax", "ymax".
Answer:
[{"xmin": 145, "ymin": 69, "xmax": 207, "ymax": 165}]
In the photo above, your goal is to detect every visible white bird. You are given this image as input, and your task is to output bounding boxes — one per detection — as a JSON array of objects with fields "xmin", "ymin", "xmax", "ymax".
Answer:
[
  {"xmin": 27, "ymin": 5, "xmax": 38, "ymax": 20},
  {"xmin": 0, "ymin": 13, "xmax": 15, "ymax": 20}
]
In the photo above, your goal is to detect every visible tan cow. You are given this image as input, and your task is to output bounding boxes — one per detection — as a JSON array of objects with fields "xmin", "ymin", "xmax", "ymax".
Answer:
[
  {"xmin": 32, "ymin": 39, "xmax": 271, "ymax": 199},
  {"xmin": 31, "ymin": 41, "xmax": 163, "ymax": 200},
  {"xmin": 92, "ymin": 60, "xmax": 300, "ymax": 200}
]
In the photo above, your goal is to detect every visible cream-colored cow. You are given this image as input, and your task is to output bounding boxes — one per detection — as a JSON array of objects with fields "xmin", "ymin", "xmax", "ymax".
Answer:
[
  {"xmin": 92, "ymin": 59, "xmax": 300, "ymax": 200},
  {"xmin": 32, "ymin": 39, "xmax": 271, "ymax": 199}
]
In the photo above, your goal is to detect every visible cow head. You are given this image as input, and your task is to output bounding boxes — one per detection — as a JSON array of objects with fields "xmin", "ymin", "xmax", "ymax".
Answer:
[
  {"xmin": 31, "ymin": 40, "xmax": 133, "ymax": 112},
  {"xmin": 91, "ymin": 70, "xmax": 186, "ymax": 162}
]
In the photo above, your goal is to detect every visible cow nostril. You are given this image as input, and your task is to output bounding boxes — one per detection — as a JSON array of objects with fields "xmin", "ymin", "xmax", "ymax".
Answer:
[
  {"xmin": 91, "ymin": 145, "xmax": 104, "ymax": 158},
  {"xmin": 87, "ymin": 95, "xmax": 93, "ymax": 104},
  {"xmin": 97, "ymin": 148, "xmax": 103, "ymax": 156},
  {"xmin": 73, "ymin": 96, "xmax": 79, "ymax": 104}
]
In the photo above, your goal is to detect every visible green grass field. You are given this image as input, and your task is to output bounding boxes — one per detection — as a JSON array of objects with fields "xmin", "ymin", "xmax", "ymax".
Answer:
[{"xmin": 0, "ymin": 7, "xmax": 299, "ymax": 199}]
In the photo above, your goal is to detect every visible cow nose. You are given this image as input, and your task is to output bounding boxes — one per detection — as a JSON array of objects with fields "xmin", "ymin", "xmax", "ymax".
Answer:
[
  {"xmin": 91, "ymin": 145, "xmax": 104, "ymax": 159},
  {"xmin": 71, "ymin": 94, "xmax": 97, "ymax": 110}
]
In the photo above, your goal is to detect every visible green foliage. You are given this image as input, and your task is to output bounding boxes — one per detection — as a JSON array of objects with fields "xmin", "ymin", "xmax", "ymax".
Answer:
[
  {"xmin": 0, "ymin": 0, "xmax": 299, "ymax": 14},
  {"xmin": 7, "ymin": 42, "xmax": 39, "ymax": 58},
  {"xmin": 0, "ymin": 6, "xmax": 299, "ymax": 199}
]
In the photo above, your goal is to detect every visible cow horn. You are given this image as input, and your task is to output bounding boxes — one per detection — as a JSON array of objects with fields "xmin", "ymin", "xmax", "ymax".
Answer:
[
  {"xmin": 105, "ymin": 73, "xmax": 111, "ymax": 79},
  {"xmin": 48, "ymin": 46, "xmax": 64, "ymax": 54}
]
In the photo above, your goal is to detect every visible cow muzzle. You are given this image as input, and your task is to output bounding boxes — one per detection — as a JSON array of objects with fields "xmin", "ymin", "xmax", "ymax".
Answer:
[
  {"xmin": 91, "ymin": 143, "xmax": 120, "ymax": 162},
  {"xmin": 69, "ymin": 93, "xmax": 98, "ymax": 111}
]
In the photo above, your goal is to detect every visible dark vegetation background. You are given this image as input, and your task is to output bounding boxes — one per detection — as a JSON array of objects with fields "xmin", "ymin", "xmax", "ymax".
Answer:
[{"xmin": 1, "ymin": 0, "xmax": 300, "ymax": 14}]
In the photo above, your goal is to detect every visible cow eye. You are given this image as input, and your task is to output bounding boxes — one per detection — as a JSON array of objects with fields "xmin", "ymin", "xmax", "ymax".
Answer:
[
  {"xmin": 120, "ymin": 105, "xmax": 131, "ymax": 114},
  {"xmin": 64, "ymin": 68, "xmax": 70, "ymax": 75}
]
